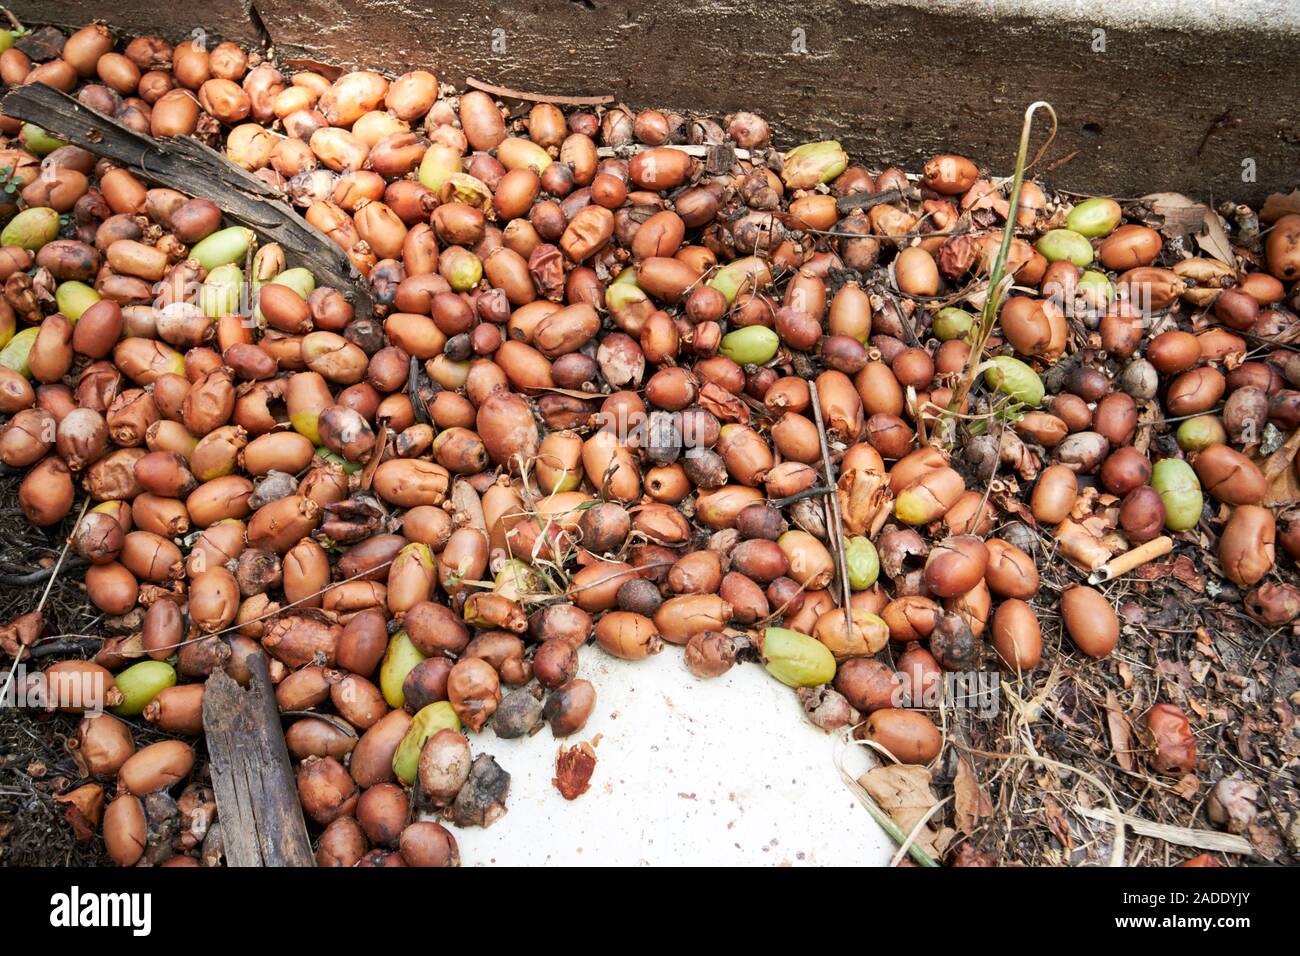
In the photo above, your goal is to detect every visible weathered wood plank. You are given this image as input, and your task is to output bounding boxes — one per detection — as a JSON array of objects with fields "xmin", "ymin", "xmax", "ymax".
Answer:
[{"xmin": 202, "ymin": 655, "xmax": 315, "ymax": 867}]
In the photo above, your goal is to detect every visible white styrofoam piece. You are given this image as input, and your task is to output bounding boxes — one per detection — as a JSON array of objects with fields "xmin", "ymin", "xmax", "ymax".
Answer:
[{"xmin": 446, "ymin": 647, "xmax": 896, "ymax": 866}]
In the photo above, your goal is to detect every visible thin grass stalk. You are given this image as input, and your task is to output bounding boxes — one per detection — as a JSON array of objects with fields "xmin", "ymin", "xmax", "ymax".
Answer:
[{"xmin": 946, "ymin": 102, "xmax": 1058, "ymax": 433}]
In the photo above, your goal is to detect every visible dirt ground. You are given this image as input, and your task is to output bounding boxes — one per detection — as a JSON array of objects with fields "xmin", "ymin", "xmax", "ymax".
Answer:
[
  {"xmin": 0, "ymin": 473, "xmax": 215, "ymax": 867},
  {"xmin": 950, "ymin": 516, "xmax": 1300, "ymax": 866}
]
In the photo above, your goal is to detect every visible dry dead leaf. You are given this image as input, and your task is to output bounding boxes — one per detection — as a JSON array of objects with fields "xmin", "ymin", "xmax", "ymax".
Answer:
[
  {"xmin": 1260, "ymin": 190, "xmax": 1300, "ymax": 223},
  {"xmin": 860, "ymin": 765, "xmax": 936, "ymax": 821},
  {"xmin": 1104, "ymin": 691, "xmax": 1134, "ymax": 771},
  {"xmin": 1234, "ymin": 722, "xmax": 1255, "ymax": 762},
  {"xmin": 281, "ymin": 58, "xmax": 343, "ymax": 81},
  {"xmin": 1118, "ymin": 661, "xmax": 1135, "ymax": 690},
  {"xmin": 1173, "ymin": 774, "xmax": 1201, "ymax": 801},
  {"xmin": 1261, "ymin": 428, "xmax": 1300, "ymax": 506},
  {"xmin": 61, "ymin": 805, "xmax": 96, "ymax": 844},
  {"xmin": 1247, "ymin": 822, "xmax": 1285, "ymax": 860},
  {"xmin": 953, "ymin": 756, "xmax": 993, "ymax": 833},
  {"xmin": 1133, "ymin": 400, "xmax": 1161, "ymax": 456},
  {"xmin": 1133, "ymin": 555, "xmax": 1205, "ymax": 592},
  {"xmin": 1196, "ymin": 211, "xmax": 1235, "ymax": 266},
  {"xmin": 1044, "ymin": 796, "xmax": 1073, "ymax": 851},
  {"xmin": 1142, "ymin": 192, "xmax": 1211, "ymax": 237},
  {"xmin": 859, "ymin": 764, "xmax": 954, "ymax": 857},
  {"xmin": 1158, "ymin": 658, "xmax": 1194, "ymax": 689}
]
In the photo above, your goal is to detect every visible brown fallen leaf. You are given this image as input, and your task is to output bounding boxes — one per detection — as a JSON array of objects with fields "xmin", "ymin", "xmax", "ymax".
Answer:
[
  {"xmin": 953, "ymin": 756, "xmax": 993, "ymax": 833},
  {"xmin": 553, "ymin": 742, "xmax": 596, "ymax": 800},
  {"xmin": 1157, "ymin": 658, "xmax": 1194, "ymax": 689},
  {"xmin": 859, "ymin": 764, "xmax": 954, "ymax": 858},
  {"xmin": 1234, "ymin": 722, "xmax": 1254, "ymax": 763},
  {"xmin": 1197, "ymin": 211, "xmax": 1235, "ymax": 267},
  {"xmin": 61, "ymin": 805, "xmax": 97, "ymax": 844},
  {"xmin": 1104, "ymin": 691, "xmax": 1135, "ymax": 771},
  {"xmin": 1170, "ymin": 555, "xmax": 1207, "ymax": 592},
  {"xmin": 1247, "ymin": 822, "xmax": 1285, "ymax": 861},
  {"xmin": 1133, "ymin": 555, "xmax": 1205, "ymax": 592},
  {"xmin": 1260, "ymin": 190, "xmax": 1300, "ymax": 223},
  {"xmin": 1113, "ymin": 659, "xmax": 1134, "ymax": 689},
  {"xmin": 1142, "ymin": 192, "xmax": 1211, "ymax": 238},
  {"xmin": 1133, "ymin": 400, "xmax": 1161, "ymax": 456},
  {"xmin": 1044, "ymin": 796, "xmax": 1073, "ymax": 852},
  {"xmin": 1173, "ymin": 773, "xmax": 1201, "ymax": 801},
  {"xmin": 1261, "ymin": 428, "xmax": 1300, "ymax": 506}
]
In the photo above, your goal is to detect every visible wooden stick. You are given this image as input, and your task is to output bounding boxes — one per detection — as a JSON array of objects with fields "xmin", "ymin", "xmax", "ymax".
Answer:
[
  {"xmin": 595, "ymin": 143, "xmax": 752, "ymax": 161},
  {"xmin": 807, "ymin": 380, "xmax": 854, "ymax": 636},
  {"xmin": 1087, "ymin": 536, "xmax": 1174, "ymax": 584},
  {"xmin": 0, "ymin": 84, "xmax": 372, "ymax": 318},
  {"xmin": 1073, "ymin": 805, "xmax": 1253, "ymax": 855},
  {"xmin": 203, "ymin": 655, "xmax": 316, "ymax": 867},
  {"xmin": 465, "ymin": 77, "xmax": 615, "ymax": 106}
]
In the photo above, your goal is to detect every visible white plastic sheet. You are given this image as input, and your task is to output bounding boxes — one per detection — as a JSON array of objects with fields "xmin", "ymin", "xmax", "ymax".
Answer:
[{"xmin": 448, "ymin": 649, "xmax": 896, "ymax": 866}]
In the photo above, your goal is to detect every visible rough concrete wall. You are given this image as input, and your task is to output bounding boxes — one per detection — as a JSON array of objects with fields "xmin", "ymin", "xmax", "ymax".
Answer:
[
  {"xmin": 13, "ymin": 1, "xmax": 1299, "ymax": 203},
  {"xmin": 20, "ymin": 1, "xmax": 266, "ymax": 46}
]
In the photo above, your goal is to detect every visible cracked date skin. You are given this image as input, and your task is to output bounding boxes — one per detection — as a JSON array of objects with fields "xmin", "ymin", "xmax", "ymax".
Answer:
[{"xmin": 553, "ymin": 742, "xmax": 597, "ymax": 801}]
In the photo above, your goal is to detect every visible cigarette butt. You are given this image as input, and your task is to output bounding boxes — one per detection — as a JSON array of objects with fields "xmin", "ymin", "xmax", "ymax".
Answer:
[{"xmin": 1087, "ymin": 536, "xmax": 1173, "ymax": 584}]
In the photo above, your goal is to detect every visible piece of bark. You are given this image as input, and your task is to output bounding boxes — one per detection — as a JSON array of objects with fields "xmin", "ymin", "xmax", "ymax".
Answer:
[
  {"xmin": 202, "ymin": 655, "xmax": 315, "ymax": 867},
  {"xmin": 0, "ymin": 83, "xmax": 370, "ymax": 318}
]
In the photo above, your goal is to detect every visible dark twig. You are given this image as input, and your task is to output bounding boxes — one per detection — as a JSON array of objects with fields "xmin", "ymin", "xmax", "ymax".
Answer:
[
  {"xmin": 835, "ymin": 187, "xmax": 909, "ymax": 216},
  {"xmin": 770, "ymin": 486, "xmax": 834, "ymax": 508},
  {"xmin": 24, "ymin": 637, "xmax": 101, "ymax": 660},
  {"xmin": 0, "ymin": 84, "xmax": 371, "ymax": 317},
  {"xmin": 0, "ymin": 560, "xmax": 88, "ymax": 586},
  {"xmin": 465, "ymin": 77, "xmax": 615, "ymax": 106},
  {"xmin": 279, "ymin": 711, "xmax": 358, "ymax": 736}
]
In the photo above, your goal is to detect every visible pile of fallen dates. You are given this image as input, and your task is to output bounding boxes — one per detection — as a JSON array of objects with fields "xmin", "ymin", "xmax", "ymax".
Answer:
[{"xmin": 0, "ymin": 20, "xmax": 1297, "ymax": 866}]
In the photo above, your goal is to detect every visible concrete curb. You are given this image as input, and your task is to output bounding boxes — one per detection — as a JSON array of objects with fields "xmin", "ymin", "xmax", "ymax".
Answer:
[{"xmin": 13, "ymin": 1, "xmax": 1300, "ymax": 202}]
